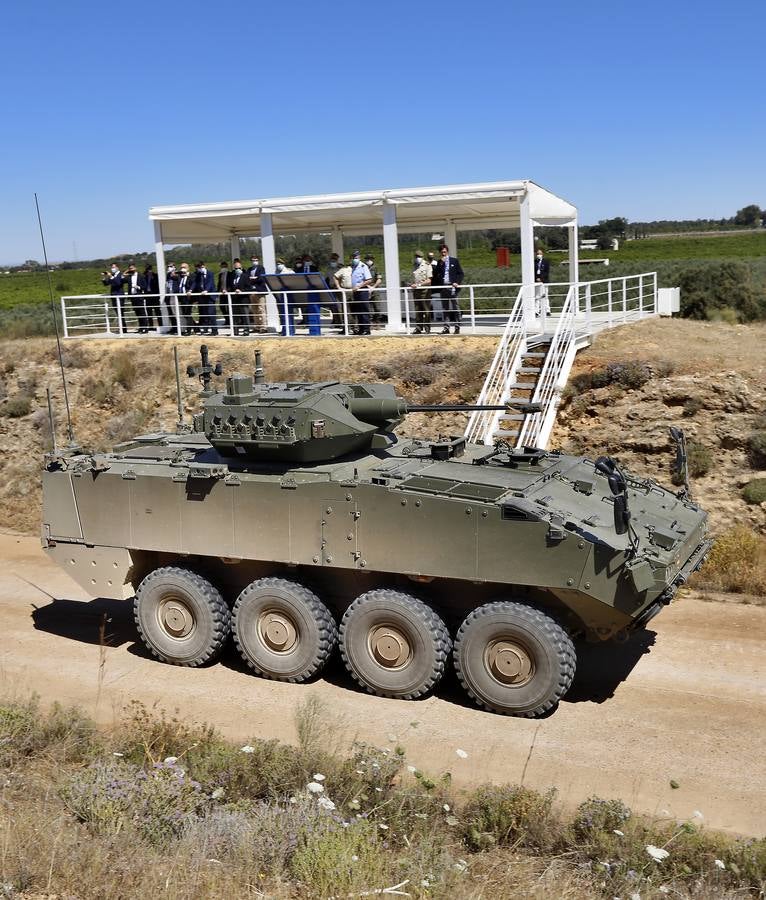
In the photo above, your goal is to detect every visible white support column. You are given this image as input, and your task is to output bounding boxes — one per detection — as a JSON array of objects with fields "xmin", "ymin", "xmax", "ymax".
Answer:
[
  {"xmin": 444, "ymin": 219, "xmax": 457, "ymax": 254},
  {"xmin": 519, "ymin": 190, "xmax": 536, "ymax": 328},
  {"xmin": 154, "ymin": 221, "xmax": 166, "ymax": 294},
  {"xmin": 382, "ymin": 202, "xmax": 403, "ymax": 332},
  {"xmin": 331, "ymin": 226, "xmax": 344, "ymax": 260},
  {"xmin": 567, "ymin": 220, "xmax": 579, "ymax": 286},
  {"xmin": 229, "ymin": 235, "xmax": 240, "ymax": 262},
  {"xmin": 260, "ymin": 212, "xmax": 276, "ymax": 273}
]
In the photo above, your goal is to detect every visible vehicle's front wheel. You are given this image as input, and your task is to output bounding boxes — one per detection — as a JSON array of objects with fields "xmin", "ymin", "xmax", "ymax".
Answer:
[
  {"xmin": 454, "ymin": 601, "xmax": 575, "ymax": 717},
  {"xmin": 232, "ymin": 577, "xmax": 337, "ymax": 682},
  {"xmin": 340, "ymin": 589, "xmax": 451, "ymax": 699},
  {"xmin": 134, "ymin": 566, "xmax": 230, "ymax": 666}
]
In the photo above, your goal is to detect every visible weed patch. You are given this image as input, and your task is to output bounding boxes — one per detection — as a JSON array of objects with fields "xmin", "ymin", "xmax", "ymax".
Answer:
[{"xmin": 692, "ymin": 526, "xmax": 766, "ymax": 594}]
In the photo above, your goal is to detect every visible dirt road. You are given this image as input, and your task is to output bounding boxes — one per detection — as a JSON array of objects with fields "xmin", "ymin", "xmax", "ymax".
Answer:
[{"xmin": 1, "ymin": 532, "xmax": 764, "ymax": 837}]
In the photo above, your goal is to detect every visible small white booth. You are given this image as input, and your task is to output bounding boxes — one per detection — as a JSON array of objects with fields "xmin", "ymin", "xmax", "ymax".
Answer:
[{"xmin": 149, "ymin": 180, "xmax": 579, "ymax": 332}]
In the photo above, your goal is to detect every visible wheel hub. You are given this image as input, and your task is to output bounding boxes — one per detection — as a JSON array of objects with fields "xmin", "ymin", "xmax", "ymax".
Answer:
[
  {"xmin": 258, "ymin": 610, "xmax": 298, "ymax": 653},
  {"xmin": 368, "ymin": 624, "xmax": 412, "ymax": 669},
  {"xmin": 485, "ymin": 639, "xmax": 534, "ymax": 686},
  {"xmin": 158, "ymin": 597, "xmax": 195, "ymax": 639}
]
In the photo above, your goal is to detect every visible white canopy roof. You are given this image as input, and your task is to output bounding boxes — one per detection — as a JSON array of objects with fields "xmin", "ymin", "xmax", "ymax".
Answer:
[{"xmin": 149, "ymin": 180, "xmax": 577, "ymax": 243}]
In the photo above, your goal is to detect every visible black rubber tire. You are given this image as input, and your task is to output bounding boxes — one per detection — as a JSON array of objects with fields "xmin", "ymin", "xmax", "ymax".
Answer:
[
  {"xmin": 232, "ymin": 577, "xmax": 338, "ymax": 683},
  {"xmin": 134, "ymin": 566, "xmax": 231, "ymax": 667},
  {"xmin": 339, "ymin": 589, "xmax": 451, "ymax": 699},
  {"xmin": 454, "ymin": 601, "xmax": 576, "ymax": 717}
]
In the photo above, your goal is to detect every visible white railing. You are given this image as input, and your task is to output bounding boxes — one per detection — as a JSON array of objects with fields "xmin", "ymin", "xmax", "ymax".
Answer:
[
  {"xmin": 464, "ymin": 287, "xmax": 528, "ymax": 444},
  {"xmin": 516, "ymin": 286, "xmax": 577, "ymax": 449}
]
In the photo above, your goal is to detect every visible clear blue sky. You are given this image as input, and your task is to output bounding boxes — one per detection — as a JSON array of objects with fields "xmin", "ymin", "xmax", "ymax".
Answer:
[{"xmin": 1, "ymin": 0, "xmax": 763, "ymax": 265}]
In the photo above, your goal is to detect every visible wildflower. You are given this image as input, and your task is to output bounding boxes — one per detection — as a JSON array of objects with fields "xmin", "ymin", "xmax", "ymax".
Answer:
[
  {"xmin": 613, "ymin": 829, "xmax": 624, "ymax": 836},
  {"xmin": 379, "ymin": 823, "xmax": 389, "ymax": 830},
  {"xmin": 629, "ymin": 893, "xmax": 642, "ymax": 900},
  {"xmin": 351, "ymin": 855, "xmax": 359, "ymax": 862},
  {"xmin": 211, "ymin": 787, "xmax": 225, "ymax": 800},
  {"xmin": 659, "ymin": 888, "xmax": 670, "ymax": 895},
  {"xmin": 317, "ymin": 796, "xmax": 336, "ymax": 811},
  {"xmin": 714, "ymin": 859, "xmax": 726, "ymax": 870},
  {"xmin": 312, "ymin": 773, "xmax": 325, "ymax": 782},
  {"xmin": 443, "ymin": 803, "xmax": 450, "ymax": 812},
  {"xmin": 371, "ymin": 761, "xmax": 380, "ymax": 769},
  {"xmin": 455, "ymin": 748, "xmax": 468, "ymax": 759},
  {"xmin": 307, "ymin": 781, "xmax": 324, "ymax": 794},
  {"xmin": 240, "ymin": 745, "xmax": 255, "ymax": 754},
  {"xmin": 375, "ymin": 787, "xmax": 383, "ymax": 792},
  {"xmin": 112, "ymin": 751, "xmax": 124, "ymax": 757},
  {"xmin": 355, "ymin": 769, "xmax": 365, "ymax": 775},
  {"xmin": 453, "ymin": 859, "xmax": 468, "ymax": 873},
  {"xmin": 407, "ymin": 765, "xmax": 417, "ymax": 773},
  {"xmin": 421, "ymin": 879, "xmax": 430, "ymax": 888},
  {"xmin": 164, "ymin": 756, "xmax": 178, "ymax": 765},
  {"xmin": 348, "ymin": 799, "xmax": 360, "ymax": 810},
  {"xmin": 289, "ymin": 796, "xmax": 297, "ymax": 804},
  {"xmin": 646, "ymin": 845, "xmax": 670, "ymax": 862}
]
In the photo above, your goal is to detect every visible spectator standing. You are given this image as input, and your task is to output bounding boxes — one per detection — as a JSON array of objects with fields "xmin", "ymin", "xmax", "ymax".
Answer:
[
  {"xmin": 124, "ymin": 262, "xmax": 149, "ymax": 333},
  {"xmin": 177, "ymin": 263, "xmax": 194, "ymax": 334},
  {"xmin": 190, "ymin": 261, "xmax": 217, "ymax": 335},
  {"xmin": 324, "ymin": 253, "xmax": 344, "ymax": 331},
  {"xmin": 426, "ymin": 250, "xmax": 443, "ymax": 325},
  {"xmin": 275, "ymin": 257, "xmax": 296, "ymax": 335},
  {"xmin": 431, "ymin": 244, "xmax": 464, "ymax": 334},
  {"xmin": 228, "ymin": 259, "xmax": 250, "ymax": 335},
  {"xmin": 164, "ymin": 263, "xmax": 179, "ymax": 332},
  {"xmin": 350, "ymin": 251, "xmax": 372, "ymax": 336},
  {"xmin": 143, "ymin": 264, "xmax": 161, "ymax": 330},
  {"xmin": 101, "ymin": 262, "xmax": 127, "ymax": 333},
  {"xmin": 364, "ymin": 254, "xmax": 384, "ymax": 326},
  {"xmin": 408, "ymin": 250, "xmax": 432, "ymax": 334},
  {"xmin": 534, "ymin": 248, "xmax": 551, "ymax": 316},
  {"xmin": 247, "ymin": 254, "xmax": 268, "ymax": 333},
  {"xmin": 216, "ymin": 261, "xmax": 230, "ymax": 326},
  {"xmin": 296, "ymin": 254, "xmax": 321, "ymax": 336}
]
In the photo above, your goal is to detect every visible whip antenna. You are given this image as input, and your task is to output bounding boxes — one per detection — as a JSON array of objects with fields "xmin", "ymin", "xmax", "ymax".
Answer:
[{"xmin": 34, "ymin": 193, "xmax": 74, "ymax": 444}]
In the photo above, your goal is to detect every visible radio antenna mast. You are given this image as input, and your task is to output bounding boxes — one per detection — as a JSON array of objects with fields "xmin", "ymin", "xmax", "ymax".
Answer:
[{"xmin": 34, "ymin": 193, "xmax": 74, "ymax": 444}]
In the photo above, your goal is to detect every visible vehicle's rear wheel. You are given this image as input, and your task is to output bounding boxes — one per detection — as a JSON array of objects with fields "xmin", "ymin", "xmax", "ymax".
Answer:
[
  {"xmin": 232, "ymin": 577, "xmax": 337, "ymax": 682},
  {"xmin": 454, "ymin": 601, "xmax": 575, "ymax": 717},
  {"xmin": 340, "ymin": 589, "xmax": 451, "ymax": 699},
  {"xmin": 134, "ymin": 566, "xmax": 230, "ymax": 666}
]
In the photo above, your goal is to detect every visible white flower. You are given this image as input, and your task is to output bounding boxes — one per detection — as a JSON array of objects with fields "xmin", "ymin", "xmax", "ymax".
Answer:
[
  {"xmin": 312, "ymin": 773, "xmax": 325, "ymax": 782},
  {"xmin": 453, "ymin": 859, "xmax": 468, "ymax": 873},
  {"xmin": 317, "ymin": 796, "xmax": 336, "ymax": 811},
  {"xmin": 112, "ymin": 751, "xmax": 124, "ymax": 757},
  {"xmin": 379, "ymin": 823, "xmax": 389, "ymax": 830},
  {"xmin": 693, "ymin": 809, "xmax": 704, "ymax": 819},
  {"xmin": 371, "ymin": 762, "xmax": 380, "ymax": 769},
  {"xmin": 407, "ymin": 765, "xmax": 417, "ymax": 773},
  {"xmin": 613, "ymin": 829, "xmax": 624, "ymax": 836},
  {"xmin": 351, "ymin": 855, "xmax": 359, "ymax": 862},
  {"xmin": 659, "ymin": 887, "xmax": 670, "ymax": 895},
  {"xmin": 455, "ymin": 749, "xmax": 468, "ymax": 759},
  {"xmin": 646, "ymin": 845, "xmax": 670, "ymax": 862},
  {"xmin": 355, "ymin": 769, "xmax": 365, "ymax": 775},
  {"xmin": 630, "ymin": 893, "xmax": 642, "ymax": 900},
  {"xmin": 307, "ymin": 781, "xmax": 324, "ymax": 794},
  {"xmin": 714, "ymin": 859, "xmax": 726, "ymax": 870},
  {"xmin": 348, "ymin": 799, "xmax": 360, "ymax": 810},
  {"xmin": 421, "ymin": 879, "xmax": 430, "ymax": 888},
  {"xmin": 240, "ymin": 745, "xmax": 255, "ymax": 754},
  {"xmin": 211, "ymin": 787, "xmax": 225, "ymax": 800},
  {"xmin": 164, "ymin": 756, "xmax": 178, "ymax": 765},
  {"xmin": 443, "ymin": 804, "xmax": 451, "ymax": 812},
  {"xmin": 289, "ymin": 796, "xmax": 297, "ymax": 804}
]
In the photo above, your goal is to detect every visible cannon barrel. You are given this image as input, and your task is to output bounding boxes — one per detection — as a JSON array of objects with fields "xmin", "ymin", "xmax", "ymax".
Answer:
[{"xmin": 346, "ymin": 397, "xmax": 511, "ymax": 428}]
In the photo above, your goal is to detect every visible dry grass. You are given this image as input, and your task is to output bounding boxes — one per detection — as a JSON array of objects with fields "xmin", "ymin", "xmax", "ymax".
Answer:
[
  {"xmin": 0, "ymin": 696, "xmax": 762, "ymax": 899},
  {"xmin": 691, "ymin": 526, "xmax": 766, "ymax": 595}
]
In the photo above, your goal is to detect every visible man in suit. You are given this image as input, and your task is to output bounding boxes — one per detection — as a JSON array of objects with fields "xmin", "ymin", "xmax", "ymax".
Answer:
[
  {"xmin": 101, "ymin": 263, "xmax": 127, "ymax": 333},
  {"xmin": 177, "ymin": 263, "xmax": 194, "ymax": 334},
  {"xmin": 143, "ymin": 264, "xmax": 161, "ymax": 330},
  {"xmin": 247, "ymin": 254, "xmax": 268, "ymax": 333},
  {"xmin": 431, "ymin": 244, "xmax": 464, "ymax": 334},
  {"xmin": 123, "ymin": 262, "xmax": 150, "ymax": 333},
  {"xmin": 534, "ymin": 248, "xmax": 551, "ymax": 316},
  {"xmin": 216, "ymin": 261, "xmax": 230, "ymax": 326},
  {"xmin": 228, "ymin": 259, "xmax": 250, "ymax": 335},
  {"xmin": 190, "ymin": 261, "xmax": 217, "ymax": 335},
  {"xmin": 164, "ymin": 263, "xmax": 179, "ymax": 332}
]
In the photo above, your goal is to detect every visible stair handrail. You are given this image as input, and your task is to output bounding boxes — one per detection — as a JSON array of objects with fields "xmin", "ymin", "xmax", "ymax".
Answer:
[
  {"xmin": 516, "ymin": 285, "xmax": 577, "ymax": 448},
  {"xmin": 465, "ymin": 287, "xmax": 527, "ymax": 444}
]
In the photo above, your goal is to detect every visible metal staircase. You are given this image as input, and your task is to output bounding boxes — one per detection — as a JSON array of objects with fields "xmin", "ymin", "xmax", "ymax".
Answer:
[{"xmin": 464, "ymin": 286, "xmax": 578, "ymax": 449}]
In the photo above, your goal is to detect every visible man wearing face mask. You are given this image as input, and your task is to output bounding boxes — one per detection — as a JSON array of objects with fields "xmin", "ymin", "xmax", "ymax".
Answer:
[
  {"xmin": 228, "ymin": 259, "xmax": 250, "ymax": 335},
  {"xmin": 324, "ymin": 253, "xmax": 344, "ymax": 331},
  {"xmin": 408, "ymin": 251, "xmax": 432, "ymax": 334},
  {"xmin": 101, "ymin": 263, "xmax": 127, "ymax": 333},
  {"xmin": 365, "ymin": 255, "xmax": 384, "ymax": 326},
  {"xmin": 124, "ymin": 262, "xmax": 150, "ymax": 333},
  {"xmin": 143, "ymin": 264, "xmax": 161, "ymax": 330},
  {"xmin": 247, "ymin": 254, "xmax": 268, "ymax": 333},
  {"xmin": 534, "ymin": 248, "xmax": 551, "ymax": 316},
  {"xmin": 177, "ymin": 263, "xmax": 194, "ymax": 335},
  {"xmin": 426, "ymin": 250, "xmax": 443, "ymax": 326},
  {"xmin": 190, "ymin": 261, "xmax": 217, "ymax": 336},
  {"xmin": 164, "ymin": 263, "xmax": 179, "ymax": 332},
  {"xmin": 349, "ymin": 251, "xmax": 373, "ymax": 336},
  {"xmin": 216, "ymin": 261, "xmax": 230, "ymax": 327},
  {"xmin": 431, "ymin": 244, "xmax": 464, "ymax": 334},
  {"xmin": 275, "ymin": 257, "xmax": 296, "ymax": 335}
]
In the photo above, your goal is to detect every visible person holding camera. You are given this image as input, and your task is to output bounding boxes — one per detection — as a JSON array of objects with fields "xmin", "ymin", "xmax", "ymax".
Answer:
[{"xmin": 101, "ymin": 263, "xmax": 127, "ymax": 333}]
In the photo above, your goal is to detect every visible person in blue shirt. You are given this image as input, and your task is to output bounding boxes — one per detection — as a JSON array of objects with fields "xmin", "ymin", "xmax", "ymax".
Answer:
[{"xmin": 349, "ymin": 251, "xmax": 373, "ymax": 335}]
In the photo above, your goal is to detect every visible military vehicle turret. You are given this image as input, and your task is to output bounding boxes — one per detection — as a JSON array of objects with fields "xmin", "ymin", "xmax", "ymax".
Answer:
[{"xmin": 41, "ymin": 346, "xmax": 711, "ymax": 717}]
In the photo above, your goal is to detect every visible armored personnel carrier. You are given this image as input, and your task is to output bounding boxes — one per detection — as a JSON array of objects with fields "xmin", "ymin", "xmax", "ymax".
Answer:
[{"xmin": 41, "ymin": 347, "xmax": 711, "ymax": 717}]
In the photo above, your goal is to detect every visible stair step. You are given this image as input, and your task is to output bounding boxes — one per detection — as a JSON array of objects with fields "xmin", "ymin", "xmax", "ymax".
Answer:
[
  {"xmin": 498, "ymin": 413, "xmax": 524, "ymax": 421},
  {"xmin": 517, "ymin": 367, "xmax": 542, "ymax": 374},
  {"xmin": 521, "ymin": 351, "xmax": 547, "ymax": 358},
  {"xmin": 507, "ymin": 383, "xmax": 535, "ymax": 390}
]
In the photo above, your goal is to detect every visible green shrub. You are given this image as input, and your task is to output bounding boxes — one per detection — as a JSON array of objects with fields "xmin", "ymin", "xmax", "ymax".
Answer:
[
  {"xmin": 672, "ymin": 440, "xmax": 713, "ymax": 484},
  {"xmin": 678, "ymin": 260, "xmax": 765, "ymax": 322},
  {"xmin": 462, "ymin": 784, "xmax": 559, "ymax": 852},
  {"xmin": 605, "ymin": 361, "xmax": 652, "ymax": 389},
  {"xmin": 746, "ymin": 430, "xmax": 766, "ymax": 468},
  {"xmin": 0, "ymin": 697, "xmax": 97, "ymax": 766},
  {"xmin": 742, "ymin": 479, "xmax": 766, "ymax": 505},
  {"xmin": 572, "ymin": 796, "xmax": 632, "ymax": 840},
  {"xmin": 692, "ymin": 526, "xmax": 766, "ymax": 595},
  {"xmin": 1, "ymin": 394, "xmax": 32, "ymax": 417}
]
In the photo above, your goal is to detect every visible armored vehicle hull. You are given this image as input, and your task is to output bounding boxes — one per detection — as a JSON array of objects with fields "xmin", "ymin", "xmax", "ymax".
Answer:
[{"xmin": 42, "ymin": 424, "xmax": 710, "ymax": 717}]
